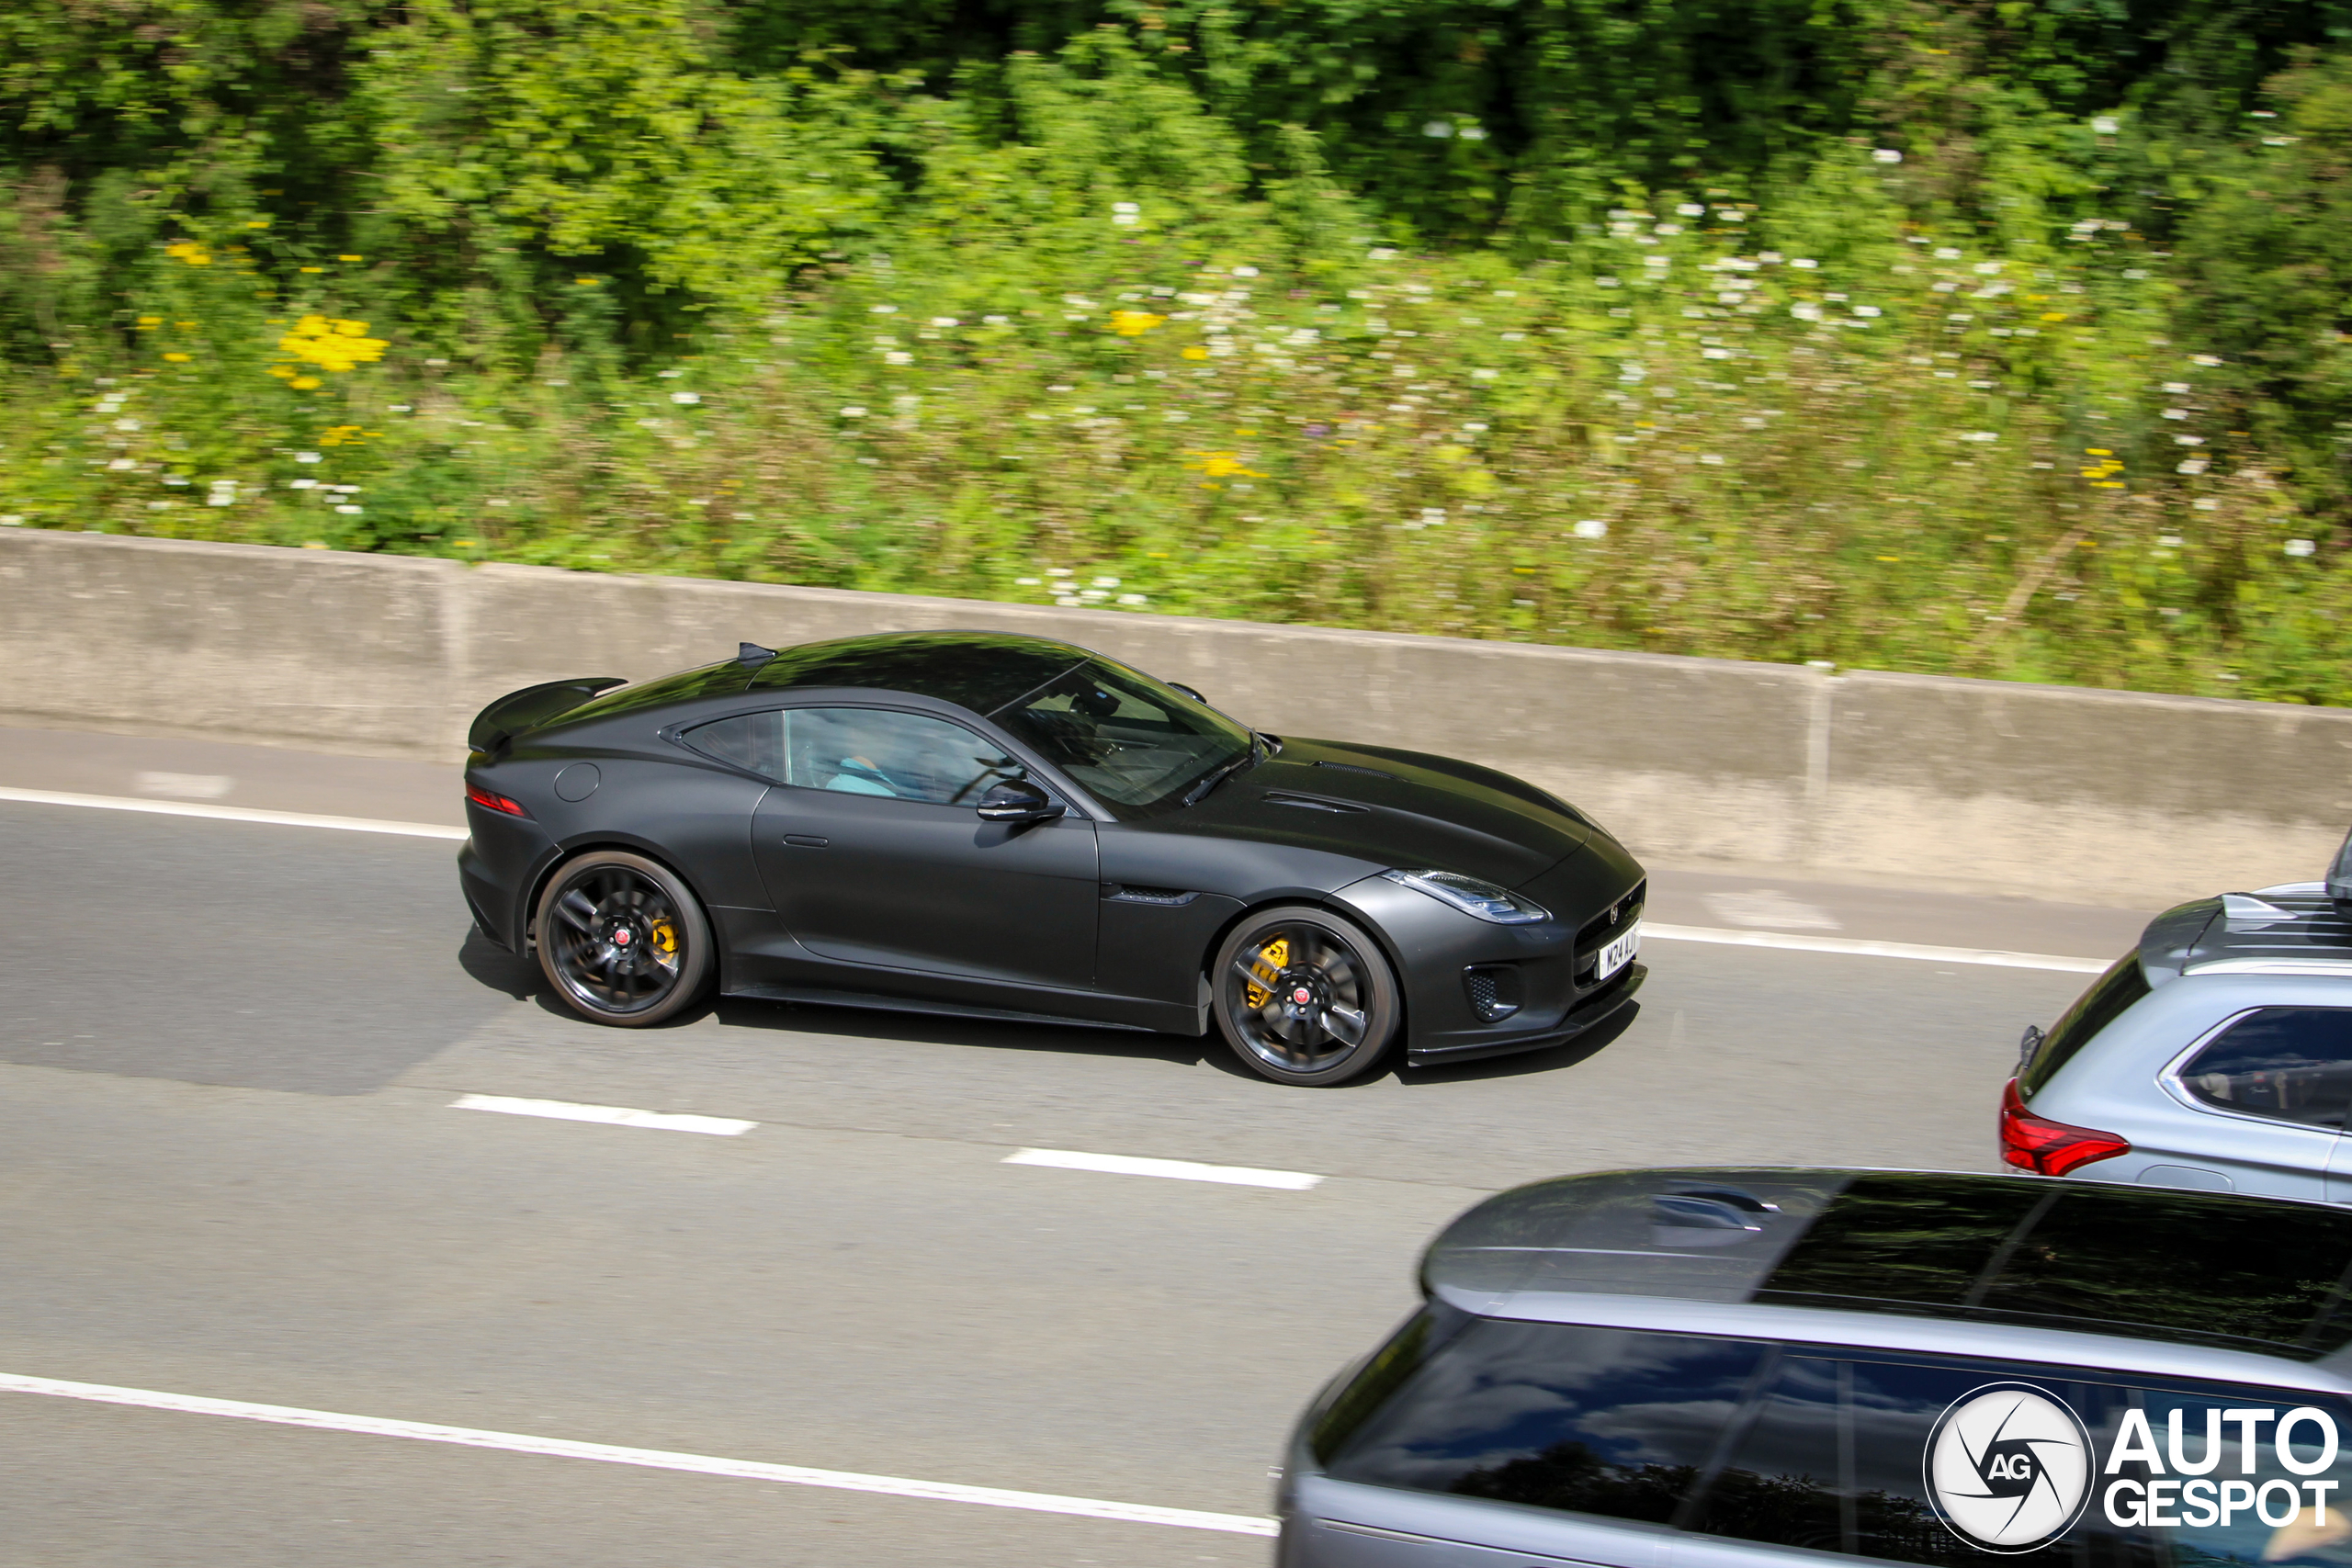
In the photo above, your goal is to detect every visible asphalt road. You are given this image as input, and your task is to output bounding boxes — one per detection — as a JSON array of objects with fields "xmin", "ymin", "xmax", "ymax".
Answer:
[{"xmin": 0, "ymin": 728, "xmax": 2143, "ymax": 1566}]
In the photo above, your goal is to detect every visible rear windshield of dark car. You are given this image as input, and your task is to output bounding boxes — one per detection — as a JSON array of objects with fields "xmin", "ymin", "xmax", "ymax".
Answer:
[{"xmin": 2019, "ymin": 949, "xmax": 2151, "ymax": 1097}]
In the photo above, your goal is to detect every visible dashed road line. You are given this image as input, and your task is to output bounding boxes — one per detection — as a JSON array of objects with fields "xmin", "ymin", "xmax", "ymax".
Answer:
[
  {"xmin": 0, "ymin": 786, "xmax": 465, "ymax": 840},
  {"xmin": 0, "ymin": 1371, "xmax": 1277, "ymax": 1538},
  {"xmin": 449, "ymin": 1093, "xmax": 755, "ymax": 1136},
  {"xmin": 1645, "ymin": 923, "xmax": 2109, "ymax": 974},
  {"xmin": 1003, "ymin": 1147, "xmax": 1324, "ymax": 1190}
]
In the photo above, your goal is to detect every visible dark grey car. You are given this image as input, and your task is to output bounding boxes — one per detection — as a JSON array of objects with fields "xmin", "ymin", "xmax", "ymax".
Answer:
[{"xmin": 1280, "ymin": 1167, "xmax": 2352, "ymax": 1567}]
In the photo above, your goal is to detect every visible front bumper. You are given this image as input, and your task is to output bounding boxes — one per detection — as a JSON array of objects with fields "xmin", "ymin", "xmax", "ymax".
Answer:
[
  {"xmin": 1330, "ymin": 843, "xmax": 1647, "ymax": 1066},
  {"xmin": 1404, "ymin": 962, "xmax": 1644, "ymax": 1066}
]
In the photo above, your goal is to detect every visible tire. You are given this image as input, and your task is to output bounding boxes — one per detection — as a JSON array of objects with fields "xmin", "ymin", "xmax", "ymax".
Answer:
[
  {"xmin": 534, "ymin": 850, "xmax": 714, "ymax": 1027},
  {"xmin": 1211, "ymin": 905, "xmax": 1401, "ymax": 1086}
]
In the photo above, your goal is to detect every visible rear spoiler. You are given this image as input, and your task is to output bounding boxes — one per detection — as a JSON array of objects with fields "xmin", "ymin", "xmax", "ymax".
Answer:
[{"xmin": 467, "ymin": 677, "xmax": 626, "ymax": 754}]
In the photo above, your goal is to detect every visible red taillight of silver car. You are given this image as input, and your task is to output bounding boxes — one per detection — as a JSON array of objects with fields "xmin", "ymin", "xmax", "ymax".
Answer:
[{"xmin": 2000, "ymin": 1077, "xmax": 2131, "ymax": 1177}]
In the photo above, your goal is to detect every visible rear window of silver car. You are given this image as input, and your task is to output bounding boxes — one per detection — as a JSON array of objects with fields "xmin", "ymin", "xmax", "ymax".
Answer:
[{"xmin": 2020, "ymin": 950, "xmax": 2153, "ymax": 1096}]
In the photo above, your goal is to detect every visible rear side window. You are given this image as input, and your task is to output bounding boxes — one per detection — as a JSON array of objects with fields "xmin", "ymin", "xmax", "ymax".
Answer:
[
  {"xmin": 683, "ymin": 711, "xmax": 785, "ymax": 780},
  {"xmin": 2179, "ymin": 1008, "xmax": 2352, "ymax": 1129},
  {"xmin": 2022, "ymin": 951, "xmax": 2154, "ymax": 1096},
  {"xmin": 1319, "ymin": 1320, "xmax": 1769, "ymax": 1526}
]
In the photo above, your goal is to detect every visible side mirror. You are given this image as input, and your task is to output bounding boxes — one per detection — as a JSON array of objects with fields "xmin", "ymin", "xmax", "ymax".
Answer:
[
  {"xmin": 1169, "ymin": 682, "xmax": 1206, "ymax": 704},
  {"xmin": 976, "ymin": 778, "xmax": 1065, "ymax": 823}
]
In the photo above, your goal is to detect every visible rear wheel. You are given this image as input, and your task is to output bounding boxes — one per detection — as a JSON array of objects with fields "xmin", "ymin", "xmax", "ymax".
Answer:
[
  {"xmin": 535, "ymin": 850, "xmax": 712, "ymax": 1026},
  {"xmin": 1212, "ymin": 906, "xmax": 1400, "ymax": 1086}
]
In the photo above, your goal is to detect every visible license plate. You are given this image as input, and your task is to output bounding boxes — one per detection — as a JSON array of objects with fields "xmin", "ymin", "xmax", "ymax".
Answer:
[{"xmin": 1595, "ymin": 921, "xmax": 1642, "ymax": 981}]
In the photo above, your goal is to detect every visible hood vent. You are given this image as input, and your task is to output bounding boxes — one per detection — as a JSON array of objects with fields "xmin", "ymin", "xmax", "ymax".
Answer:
[
  {"xmin": 1261, "ymin": 791, "xmax": 1370, "ymax": 814},
  {"xmin": 1312, "ymin": 761, "xmax": 1399, "ymax": 782}
]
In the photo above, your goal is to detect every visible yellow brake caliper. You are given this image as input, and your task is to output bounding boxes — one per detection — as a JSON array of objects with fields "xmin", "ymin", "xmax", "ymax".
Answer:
[
  {"xmin": 1244, "ymin": 938, "xmax": 1288, "ymax": 1010},
  {"xmin": 649, "ymin": 919, "xmax": 678, "ymax": 965}
]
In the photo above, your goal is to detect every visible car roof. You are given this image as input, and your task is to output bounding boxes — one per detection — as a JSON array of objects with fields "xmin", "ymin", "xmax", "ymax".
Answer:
[
  {"xmin": 2140, "ymin": 886, "xmax": 2352, "ymax": 982},
  {"xmin": 742, "ymin": 631, "xmax": 1091, "ymax": 712},
  {"xmin": 1424, "ymin": 1168, "xmax": 2352, "ymax": 1375},
  {"xmin": 554, "ymin": 631, "xmax": 1095, "ymax": 729}
]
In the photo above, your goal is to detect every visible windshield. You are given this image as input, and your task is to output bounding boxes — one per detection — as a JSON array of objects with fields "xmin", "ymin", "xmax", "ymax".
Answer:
[{"xmin": 989, "ymin": 660, "xmax": 1255, "ymax": 820}]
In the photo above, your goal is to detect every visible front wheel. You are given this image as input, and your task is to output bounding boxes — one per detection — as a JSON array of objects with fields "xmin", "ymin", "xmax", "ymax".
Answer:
[
  {"xmin": 1212, "ymin": 906, "xmax": 1400, "ymax": 1086},
  {"xmin": 535, "ymin": 850, "xmax": 713, "ymax": 1027}
]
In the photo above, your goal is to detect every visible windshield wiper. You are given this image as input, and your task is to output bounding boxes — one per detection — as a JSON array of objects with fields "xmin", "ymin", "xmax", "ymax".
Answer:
[{"xmin": 1182, "ymin": 733, "xmax": 1265, "ymax": 807}]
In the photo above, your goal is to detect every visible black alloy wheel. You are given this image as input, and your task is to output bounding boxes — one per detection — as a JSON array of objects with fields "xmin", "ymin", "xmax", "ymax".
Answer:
[
  {"xmin": 1212, "ymin": 905, "xmax": 1400, "ymax": 1086},
  {"xmin": 534, "ymin": 850, "xmax": 713, "ymax": 1027}
]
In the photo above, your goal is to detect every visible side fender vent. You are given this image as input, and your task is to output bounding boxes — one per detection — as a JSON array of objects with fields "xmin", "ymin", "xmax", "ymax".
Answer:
[{"xmin": 1104, "ymin": 884, "xmax": 1201, "ymax": 907}]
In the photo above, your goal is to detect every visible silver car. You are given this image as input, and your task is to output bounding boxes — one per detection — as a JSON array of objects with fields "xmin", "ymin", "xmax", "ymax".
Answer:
[
  {"xmin": 1280, "ymin": 1167, "xmax": 2352, "ymax": 1568},
  {"xmin": 2005, "ymin": 878, "xmax": 2352, "ymax": 1200}
]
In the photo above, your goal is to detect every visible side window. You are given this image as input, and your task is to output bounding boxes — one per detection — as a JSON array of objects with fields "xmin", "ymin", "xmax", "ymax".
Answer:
[
  {"xmin": 1697, "ymin": 1354, "xmax": 2129, "ymax": 1566},
  {"xmin": 784, "ymin": 707, "xmax": 1022, "ymax": 807},
  {"xmin": 1320, "ymin": 1321, "xmax": 1770, "ymax": 1526},
  {"xmin": 2178, "ymin": 1008, "xmax": 2352, "ymax": 1129},
  {"xmin": 683, "ymin": 711, "xmax": 785, "ymax": 780},
  {"xmin": 1695, "ymin": 1353, "xmax": 2352, "ymax": 1568},
  {"xmin": 2120, "ymin": 1386, "xmax": 2352, "ymax": 1568}
]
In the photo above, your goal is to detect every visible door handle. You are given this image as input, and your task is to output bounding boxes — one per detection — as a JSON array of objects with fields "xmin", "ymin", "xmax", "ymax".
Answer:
[{"xmin": 783, "ymin": 834, "xmax": 830, "ymax": 847}]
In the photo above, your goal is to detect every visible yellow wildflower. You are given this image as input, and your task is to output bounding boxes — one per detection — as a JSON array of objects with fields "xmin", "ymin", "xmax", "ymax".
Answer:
[
  {"xmin": 1182, "ymin": 345, "xmax": 1209, "ymax": 360},
  {"xmin": 164, "ymin": 240, "xmax": 211, "ymax": 266},
  {"xmin": 277, "ymin": 315, "xmax": 388, "ymax": 374},
  {"xmin": 1110, "ymin": 310, "xmax": 1166, "ymax": 337},
  {"xmin": 1185, "ymin": 450, "xmax": 1265, "ymax": 479}
]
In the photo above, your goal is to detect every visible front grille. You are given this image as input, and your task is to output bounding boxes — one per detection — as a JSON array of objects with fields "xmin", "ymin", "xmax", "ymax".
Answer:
[{"xmin": 1574, "ymin": 879, "xmax": 1646, "ymax": 987}]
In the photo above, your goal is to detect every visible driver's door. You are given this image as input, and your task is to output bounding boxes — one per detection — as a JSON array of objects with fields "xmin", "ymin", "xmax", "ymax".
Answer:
[{"xmin": 748, "ymin": 705, "xmax": 1099, "ymax": 990}]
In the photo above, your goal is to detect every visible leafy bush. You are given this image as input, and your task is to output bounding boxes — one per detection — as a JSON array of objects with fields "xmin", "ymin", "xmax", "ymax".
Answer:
[{"xmin": 4, "ymin": 1, "xmax": 2351, "ymax": 703}]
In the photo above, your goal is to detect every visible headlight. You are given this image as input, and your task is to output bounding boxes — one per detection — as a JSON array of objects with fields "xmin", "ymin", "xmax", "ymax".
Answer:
[{"xmin": 1380, "ymin": 868, "xmax": 1551, "ymax": 925}]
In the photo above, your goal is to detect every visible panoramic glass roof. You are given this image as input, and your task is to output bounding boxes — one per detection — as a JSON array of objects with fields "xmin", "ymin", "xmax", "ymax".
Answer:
[{"xmin": 1427, "ymin": 1169, "xmax": 2352, "ymax": 1359}]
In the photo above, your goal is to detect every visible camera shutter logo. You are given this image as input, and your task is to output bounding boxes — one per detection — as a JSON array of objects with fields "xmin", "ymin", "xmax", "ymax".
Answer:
[{"xmin": 1926, "ymin": 1382, "xmax": 2095, "ymax": 1552}]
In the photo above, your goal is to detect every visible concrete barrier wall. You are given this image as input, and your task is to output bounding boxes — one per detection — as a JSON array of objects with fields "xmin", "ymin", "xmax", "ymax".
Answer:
[{"xmin": 6, "ymin": 527, "xmax": 2346, "ymax": 907}]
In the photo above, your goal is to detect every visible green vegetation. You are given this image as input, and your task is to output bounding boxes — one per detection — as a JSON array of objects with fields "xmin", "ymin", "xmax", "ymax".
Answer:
[{"xmin": 6, "ymin": 1, "xmax": 2352, "ymax": 701}]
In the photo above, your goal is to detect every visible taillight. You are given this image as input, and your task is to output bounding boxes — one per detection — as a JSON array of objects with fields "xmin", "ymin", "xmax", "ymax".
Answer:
[
  {"xmin": 2000, "ymin": 1077, "xmax": 2130, "ymax": 1177},
  {"xmin": 466, "ymin": 782, "xmax": 529, "ymax": 818}
]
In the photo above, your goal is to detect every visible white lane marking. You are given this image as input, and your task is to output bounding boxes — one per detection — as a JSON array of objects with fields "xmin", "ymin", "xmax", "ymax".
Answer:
[
  {"xmin": 1701, "ymin": 889, "xmax": 1842, "ymax": 931},
  {"xmin": 450, "ymin": 1094, "xmax": 755, "ymax": 1136},
  {"xmin": 0, "ymin": 789, "xmax": 2109, "ymax": 976},
  {"xmin": 1646, "ymin": 923, "xmax": 2109, "ymax": 974},
  {"xmin": 1003, "ymin": 1147, "xmax": 1323, "ymax": 1190},
  {"xmin": 134, "ymin": 771, "xmax": 234, "ymax": 800},
  {"xmin": 0, "ymin": 786, "xmax": 465, "ymax": 840},
  {"xmin": 0, "ymin": 1371, "xmax": 1275, "ymax": 1538}
]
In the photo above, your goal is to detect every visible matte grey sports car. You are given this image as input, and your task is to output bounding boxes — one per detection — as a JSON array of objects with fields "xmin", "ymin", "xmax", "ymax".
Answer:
[{"xmin": 458, "ymin": 631, "xmax": 1645, "ymax": 1085}]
